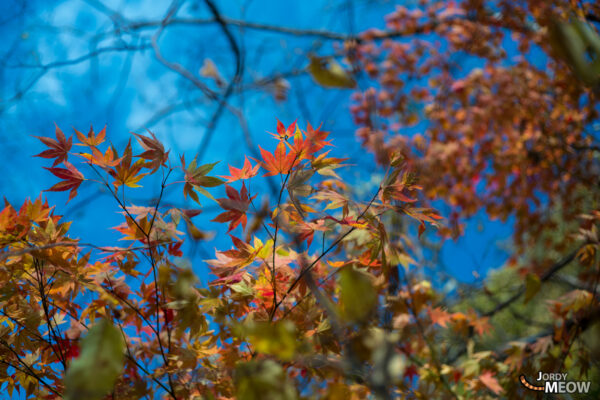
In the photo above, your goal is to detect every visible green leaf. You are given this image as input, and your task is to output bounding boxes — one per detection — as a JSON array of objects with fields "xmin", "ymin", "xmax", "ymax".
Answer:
[
  {"xmin": 193, "ymin": 160, "xmax": 219, "ymax": 177},
  {"xmin": 194, "ymin": 175, "xmax": 225, "ymax": 188},
  {"xmin": 308, "ymin": 56, "xmax": 356, "ymax": 88},
  {"xmin": 194, "ymin": 185, "xmax": 216, "ymax": 201},
  {"xmin": 174, "ymin": 267, "xmax": 197, "ymax": 300},
  {"xmin": 230, "ymin": 281, "xmax": 255, "ymax": 297},
  {"xmin": 524, "ymin": 273, "xmax": 541, "ymax": 304},
  {"xmin": 339, "ymin": 266, "xmax": 377, "ymax": 322},
  {"xmin": 241, "ymin": 320, "xmax": 297, "ymax": 361},
  {"xmin": 234, "ymin": 359, "xmax": 298, "ymax": 400},
  {"xmin": 64, "ymin": 319, "xmax": 125, "ymax": 400}
]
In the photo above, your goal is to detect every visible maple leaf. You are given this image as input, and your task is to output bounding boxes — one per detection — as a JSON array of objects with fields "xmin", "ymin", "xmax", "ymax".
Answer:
[
  {"xmin": 269, "ymin": 119, "xmax": 297, "ymax": 140},
  {"xmin": 55, "ymin": 338, "xmax": 80, "ymax": 361},
  {"xmin": 44, "ymin": 161, "xmax": 85, "ymax": 202},
  {"xmin": 479, "ymin": 371, "xmax": 503, "ymax": 395},
  {"xmin": 403, "ymin": 364, "xmax": 419, "ymax": 381},
  {"xmin": 470, "ymin": 315, "xmax": 491, "ymax": 336},
  {"xmin": 74, "ymin": 125, "xmax": 106, "ymax": 147},
  {"xmin": 311, "ymin": 190, "xmax": 349, "ymax": 212},
  {"xmin": 34, "ymin": 123, "xmax": 73, "ymax": 166},
  {"xmin": 219, "ymin": 156, "xmax": 260, "ymax": 182},
  {"xmin": 167, "ymin": 241, "xmax": 183, "ymax": 257},
  {"xmin": 383, "ymin": 183, "xmax": 418, "ymax": 203},
  {"xmin": 286, "ymin": 169, "xmax": 314, "ymax": 217},
  {"xmin": 323, "ymin": 216, "xmax": 368, "ymax": 229},
  {"xmin": 256, "ymin": 141, "xmax": 297, "ymax": 176},
  {"xmin": 327, "ymin": 260, "xmax": 350, "ymax": 268},
  {"xmin": 109, "ymin": 139, "xmax": 147, "ymax": 188},
  {"xmin": 531, "ymin": 335, "xmax": 552, "ymax": 355},
  {"xmin": 133, "ymin": 129, "xmax": 169, "ymax": 171},
  {"xmin": 211, "ymin": 271, "xmax": 246, "ymax": 286},
  {"xmin": 116, "ymin": 207, "xmax": 183, "ymax": 244},
  {"xmin": 311, "ymin": 151, "xmax": 348, "ymax": 178},
  {"xmin": 18, "ymin": 196, "xmax": 53, "ymax": 223},
  {"xmin": 402, "ymin": 207, "xmax": 443, "ymax": 237},
  {"xmin": 207, "ymin": 235, "xmax": 262, "ymax": 286},
  {"xmin": 428, "ymin": 307, "xmax": 452, "ymax": 328},
  {"xmin": 113, "ymin": 216, "xmax": 148, "ymax": 242},
  {"xmin": 304, "ymin": 122, "xmax": 331, "ymax": 152},
  {"xmin": 79, "ymin": 146, "xmax": 122, "ymax": 169},
  {"xmin": 288, "ymin": 122, "xmax": 332, "ymax": 160},
  {"xmin": 560, "ymin": 289, "xmax": 594, "ymax": 311},
  {"xmin": 212, "ymin": 183, "xmax": 255, "ymax": 232},
  {"xmin": 181, "ymin": 156, "xmax": 224, "ymax": 204},
  {"xmin": 289, "ymin": 217, "xmax": 327, "ymax": 248}
]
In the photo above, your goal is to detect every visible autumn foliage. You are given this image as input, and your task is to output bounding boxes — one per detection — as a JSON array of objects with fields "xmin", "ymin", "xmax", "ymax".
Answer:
[
  {"xmin": 2, "ymin": 1, "xmax": 600, "ymax": 400},
  {"xmin": 1, "ymin": 120, "xmax": 441, "ymax": 399}
]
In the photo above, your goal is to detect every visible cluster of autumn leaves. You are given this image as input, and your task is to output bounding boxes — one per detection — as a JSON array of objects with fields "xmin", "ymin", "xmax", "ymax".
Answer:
[
  {"xmin": 348, "ymin": 1, "xmax": 600, "ymax": 397},
  {"xmin": 1, "ymin": 117, "xmax": 543, "ymax": 399},
  {"xmin": 3, "ymin": 113, "xmax": 596, "ymax": 399},
  {"xmin": 350, "ymin": 2, "xmax": 600, "ymax": 261},
  {"xmin": 0, "ymin": 120, "xmax": 411, "ymax": 398},
  {"xmin": 2, "ymin": 1, "xmax": 600, "ymax": 399}
]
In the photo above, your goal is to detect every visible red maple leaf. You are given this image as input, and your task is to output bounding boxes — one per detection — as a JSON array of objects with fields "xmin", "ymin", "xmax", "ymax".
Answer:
[
  {"xmin": 452, "ymin": 370, "xmax": 462, "ymax": 383},
  {"xmin": 44, "ymin": 161, "xmax": 85, "ymax": 202},
  {"xmin": 404, "ymin": 364, "xmax": 419, "ymax": 381},
  {"xmin": 133, "ymin": 129, "xmax": 169, "ymax": 170},
  {"xmin": 212, "ymin": 183, "xmax": 255, "ymax": 231},
  {"xmin": 220, "ymin": 156, "xmax": 260, "ymax": 182},
  {"xmin": 269, "ymin": 119, "xmax": 297, "ymax": 140},
  {"xmin": 384, "ymin": 183, "xmax": 418, "ymax": 203},
  {"xmin": 65, "ymin": 342, "xmax": 80, "ymax": 360},
  {"xmin": 162, "ymin": 308, "xmax": 174, "ymax": 325},
  {"xmin": 55, "ymin": 338, "xmax": 80, "ymax": 361},
  {"xmin": 34, "ymin": 123, "xmax": 73, "ymax": 166},
  {"xmin": 167, "ymin": 241, "xmax": 183, "ymax": 257}
]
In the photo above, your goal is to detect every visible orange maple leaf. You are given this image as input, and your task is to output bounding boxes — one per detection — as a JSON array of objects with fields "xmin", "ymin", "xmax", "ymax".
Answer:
[
  {"xmin": 256, "ymin": 141, "xmax": 298, "ymax": 176},
  {"xmin": 220, "ymin": 156, "xmax": 260, "ymax": 182},
  {"xmin": 323, "ymin": 216, "xmax": 368, "ymax": 229},
  {"xmin": 79, "ymin": 146, "xmax": 123, "ymax": 169},
  {"xmin": 288, "ymin": 122, "xmax": 332, "ymax": 160},
  {"xmin": 428, "ymin": 307, "xmax": 452, "ymax": 328},
  {"xmin": 479, "ymin": 371, "xmax": 503, "ymax": 395},
  {"xmin": 74, "ymin": 125, "xmax": 106, "ymax": 147},
  {"xmin": 470, "ymin": 315, "xmax": 491, "ymax": 336},
  {"xmin": 110, "ymin": 139, "xmax": 147, "ymax": 188}
]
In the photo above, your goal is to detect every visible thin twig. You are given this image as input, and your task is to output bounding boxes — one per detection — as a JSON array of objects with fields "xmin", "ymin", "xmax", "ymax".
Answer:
[
  {"xmin": 270, "ymin": 185, "xmax": 381, "ymax": 320},
  {"xmin": 0, "ymin": 338, "xmax": 62, "ymax": 397}
]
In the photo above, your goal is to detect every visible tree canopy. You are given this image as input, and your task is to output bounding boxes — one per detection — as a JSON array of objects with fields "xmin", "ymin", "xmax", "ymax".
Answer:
[{"xmin": 1, "ymin": 1, "xmax": 600, "ymax": 399}]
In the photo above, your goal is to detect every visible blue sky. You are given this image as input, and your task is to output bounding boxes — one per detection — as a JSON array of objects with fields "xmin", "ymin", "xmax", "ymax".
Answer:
[{"xmin": 0, "ymin": 0, "xmax": 513, "ymax": 290}]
